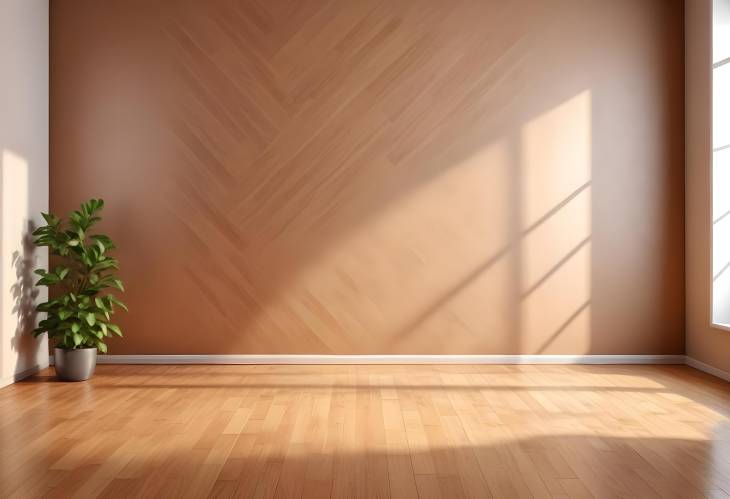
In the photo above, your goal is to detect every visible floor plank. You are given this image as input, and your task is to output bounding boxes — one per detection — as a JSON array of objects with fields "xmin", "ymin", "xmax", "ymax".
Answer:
[{"xmin": 0, "ymin": 364, "xmax": 728, "ymax": 498}]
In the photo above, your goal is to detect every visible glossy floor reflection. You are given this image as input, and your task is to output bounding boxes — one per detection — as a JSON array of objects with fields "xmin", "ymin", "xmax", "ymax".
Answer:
[{"xmin": 1, "ymin": 364, "xmax": 728, "ymax": 498}]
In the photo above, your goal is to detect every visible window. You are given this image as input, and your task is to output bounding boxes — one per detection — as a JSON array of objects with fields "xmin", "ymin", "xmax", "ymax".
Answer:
[{"xmin": 712, "ymin": 0, "xmax": 730, "ymax": 327}]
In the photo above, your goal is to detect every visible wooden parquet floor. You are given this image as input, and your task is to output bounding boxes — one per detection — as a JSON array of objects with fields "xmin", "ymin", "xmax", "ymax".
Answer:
[{"xmin": 0, "ymin": 364, "xmax": 728, "ymax": 498}]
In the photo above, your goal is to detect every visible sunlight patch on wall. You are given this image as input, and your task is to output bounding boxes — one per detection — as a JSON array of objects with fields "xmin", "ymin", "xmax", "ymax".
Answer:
[
  {"xmin": 282, "ymin": 140, "xmax": 514, "ymax": 353},
  {"xmin": 1, "ymin": 148, "xmax": 30, "ymax": 300},
  {"xmin": 713, "ymin": 146, "xmax": 730, "ymax": 326},
  {"xmin": 1, "ymin": 149, "xmax": 29, "ymax": 379},
  {"xmin": 519, "ymin": 91, "xmax": 592, "ymax": 354}
]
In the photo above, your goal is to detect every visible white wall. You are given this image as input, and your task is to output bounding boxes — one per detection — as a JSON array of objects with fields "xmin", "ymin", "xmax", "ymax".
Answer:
[{"xmin": 0, "ymin": 0, "xmax": 49, "ymax": 388}]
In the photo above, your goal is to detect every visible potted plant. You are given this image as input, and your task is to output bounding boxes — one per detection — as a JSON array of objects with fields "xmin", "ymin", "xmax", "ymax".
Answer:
[{"xmin": 31, "ymin": 199, "xmax": 126, "ymax": 381}]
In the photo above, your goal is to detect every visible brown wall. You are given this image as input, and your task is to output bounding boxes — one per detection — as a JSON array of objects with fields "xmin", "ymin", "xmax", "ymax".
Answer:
[
  {"xmin": 685, "ymin": 0, "xmax": 730, "ymax": 373},
  {"xmin": 50, "ymin": 0, "xmax": 685, "ymax": 355}
]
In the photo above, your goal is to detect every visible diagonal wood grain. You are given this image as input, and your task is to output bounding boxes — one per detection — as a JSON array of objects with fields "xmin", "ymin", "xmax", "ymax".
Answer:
[{"xmin": 49, "ymin": 0, "xmax": 685, "ymax": 355}]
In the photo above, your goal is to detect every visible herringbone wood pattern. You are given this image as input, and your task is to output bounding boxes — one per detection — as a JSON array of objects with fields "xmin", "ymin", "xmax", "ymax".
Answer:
[{"xmin": 50, "ymin": 0, "xmax": 685, "ymax": 354}]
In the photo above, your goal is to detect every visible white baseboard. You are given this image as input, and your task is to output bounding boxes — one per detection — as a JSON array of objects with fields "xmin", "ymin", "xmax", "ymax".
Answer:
[
  {"xmin": 0, "ymin": 360, "xmax": 50, "ymax": 389},
  {"xmin": 60, "ymin": 354, "xmax": 688, "ymax": 365},
  {"xmin": 685, "ymin": 356, "xmax": 730, "ymax": 382},
  {"xmin": 31, "ymin": 354, "xmax": 730, "ymax": 384}
]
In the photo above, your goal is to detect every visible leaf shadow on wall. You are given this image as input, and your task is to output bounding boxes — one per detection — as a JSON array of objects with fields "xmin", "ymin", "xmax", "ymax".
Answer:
[
  {"xmin": 9, "ymin": 224, "xmax": 40, "ymax": 374},
  {"xmin": 1, "ymin": 145, "xmax": 46, "ymax": 379}
]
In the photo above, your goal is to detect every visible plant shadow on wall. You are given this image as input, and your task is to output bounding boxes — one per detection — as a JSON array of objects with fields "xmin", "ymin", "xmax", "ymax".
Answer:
[
  {"xmin": 1, "ymin": 146, "xmax": 48, "ymax": 378},
  {"xmin": 9, "ymin": 223, "xmax": 39, "ymax": 373},
  {"xmin": 72, "ymin": 0, "xmax": 683, "ymax": 354}
]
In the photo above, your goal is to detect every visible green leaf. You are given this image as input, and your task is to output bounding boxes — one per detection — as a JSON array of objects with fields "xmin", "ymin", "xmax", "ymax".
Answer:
[
  {"xmin": 41, "ymin": 212, "xmax": 60, "ymax": 226},
  {"xmin": 112, "ymin": 296, "xmax": 129, "ymax": 312},
  {"xmin": 36, "ymin": 274, "xmax": 60, "ymax": 286},
  {"xmin": 92, "ymin": 260, "xmax": 118, "ymax": 271},
  {"xmin": 56, "ymin": 267, "xmax": 70, "ymax": 280},
  {"xmin": 109, "ymin": 295, "xmax": 128, "ymax": 312},
  {"xmin": 107, "ymin": 324, "xmax": 122, "ymax": 337},
  {"xmin": 31, "ymin": 200, "xmax": 121, "ymax": 352}
]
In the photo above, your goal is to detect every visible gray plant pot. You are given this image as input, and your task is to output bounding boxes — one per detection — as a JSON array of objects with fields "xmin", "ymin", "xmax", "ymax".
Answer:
[{"xmin": 54, "ymin": 347, "xmax": 97, "ymax": 381}]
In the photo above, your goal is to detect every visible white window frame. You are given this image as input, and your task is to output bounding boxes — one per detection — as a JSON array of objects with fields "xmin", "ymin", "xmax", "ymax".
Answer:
[{"xmin": 711, "ymin": 0, "xmax": 730, "ymax": 331}]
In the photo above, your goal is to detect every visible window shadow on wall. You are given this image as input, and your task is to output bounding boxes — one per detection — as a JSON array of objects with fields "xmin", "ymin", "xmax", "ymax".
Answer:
[{"xmin": 50, "ymin": 0, "xmax": 684, "ymax": 356}]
